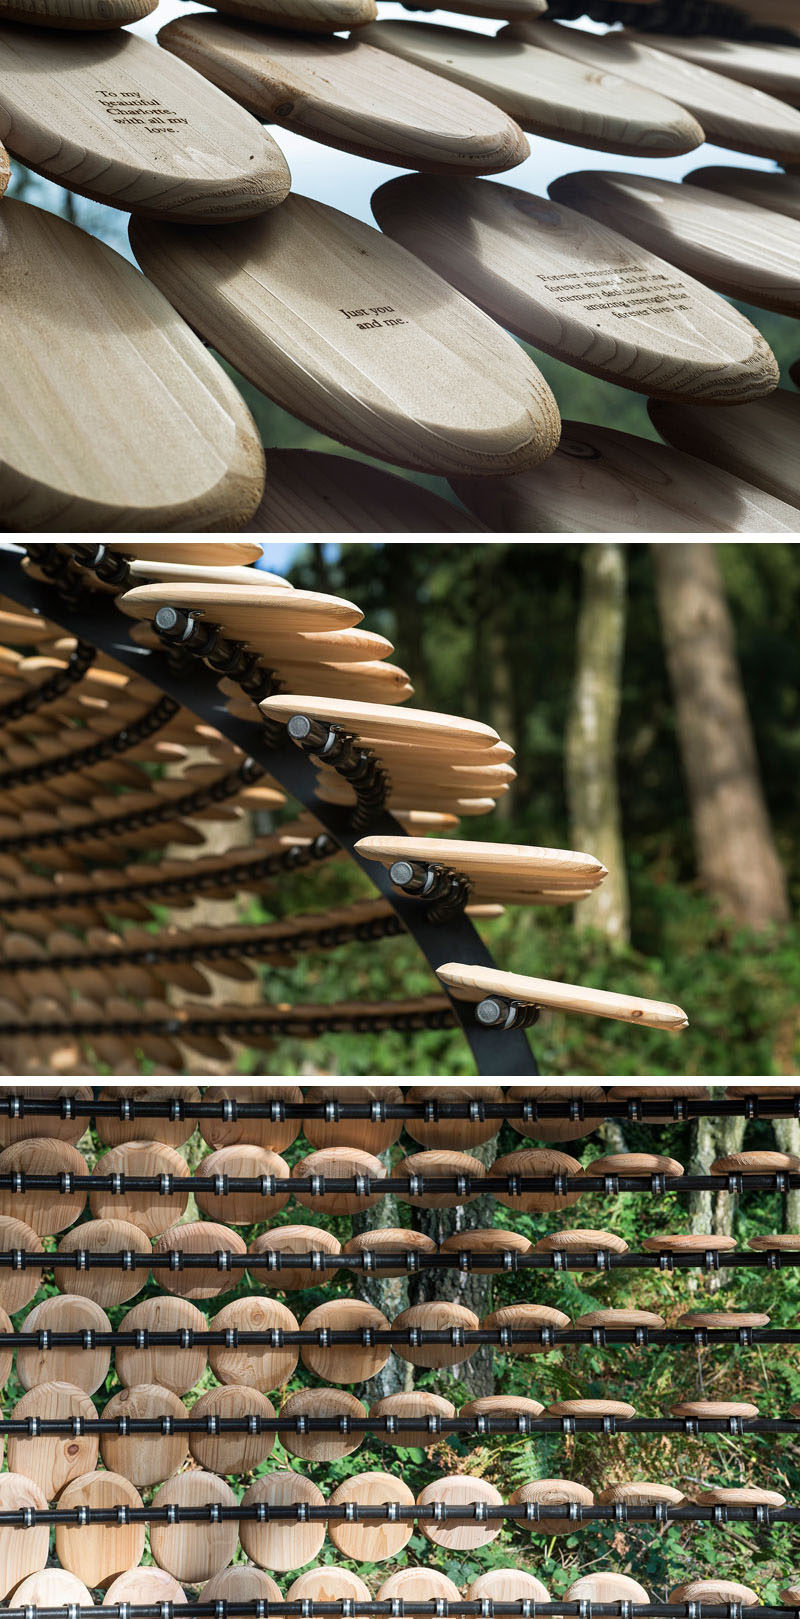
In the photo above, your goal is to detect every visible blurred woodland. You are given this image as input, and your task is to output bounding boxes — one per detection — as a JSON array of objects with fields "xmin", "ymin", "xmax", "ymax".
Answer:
[{"xmin": 212, "ymin": 542, "xmax": 800, "ymax": 1079}]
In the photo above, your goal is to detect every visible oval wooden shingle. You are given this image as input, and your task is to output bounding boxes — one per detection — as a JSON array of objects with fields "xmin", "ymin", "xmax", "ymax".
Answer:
[
  {"xmin": 549, "ymin": 169, "xmax": 800, "ymax": 317},
  {"xmin": 650, "ymin": 389, "xmax": 800, "ymax": 511},
  {"xmin": 437, "ymin": 960, "xmax": 689, "ymax": 1031},
  {"xmin": 0, "ymin": 26, "xmax": 290, "ymax": 220},
  {"xmin": 247, "ymin": 448, "xmax": 483, "ymax": 533},
  {"xmin": 359, "ymin": 21, "xmax": 703, "ymax": 155},
  {"xmin": 450, "ymin": 420, "xmax": 800, "ymax": 534},
  {"xmin": 1, "ymin": 199, "xmax": 265, "ymax": 532},
  {"xmin": 372, "ymin": 175, "xmax": 779, "ymax": 405},
  {"xmin": 158, "ymin": 20, "xmax": 528, "ymax": 175},
  {"xmin": 0, "ymin": 0, "xmax": 154, "ymax": 30},
  {"xmin": 129, "ymin": 194, "xmax": 560, "ymax": 478},
  {"xmin": 506, "ymin": 19, "xmax": 800, "ymax": 162},
  {"xmin": 635, "ymin": 32, "xmax": 800, "ymax": 103}
]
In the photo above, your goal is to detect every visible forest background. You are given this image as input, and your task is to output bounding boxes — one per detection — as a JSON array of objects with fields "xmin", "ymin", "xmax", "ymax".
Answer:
[
  {"xmin": 216, "ymin": 541, "xmax": 800, "ymax": 1080},
  {"xmin": 12, "ymin": 1091, "xmax": 800, "ymax": 1602}
]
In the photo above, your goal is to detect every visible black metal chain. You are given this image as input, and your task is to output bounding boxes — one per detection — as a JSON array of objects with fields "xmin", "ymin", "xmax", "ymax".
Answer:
[
  {"xmin": 0, "ymin": 1171, "xmax": 792, "ymax": 1198},
  {"xmin": 0, "ymin": 693, "xmax": 179, "ymax": 790},
  {"xmin": 0, "ymin": 756, "xmax": 262, "ymax": 853},
  {"xmin": 0, "ymin": 1412, "xmax": 798, "ymax": 1440},
  {"xmin": 0, "ymin": 832, "xmax": 340, "ymax": 916},
  {"xmin": 0, "ymin": 1095, "xmax": 794, "ymax": 1123},
  {"xmin": 0, "ymin": 640, "xmax": 96, "ymax": 728},
  {"xmin": 0, "ymin": 1501, "xmax": 792, "ymax": 1526},
  {"xmin": 286, "ymin": 716, "xmax": 391, "ymax": 834},
  {"xmin": 0, "ymin": 1605, "xmax": 798, "ymax": 1619}
]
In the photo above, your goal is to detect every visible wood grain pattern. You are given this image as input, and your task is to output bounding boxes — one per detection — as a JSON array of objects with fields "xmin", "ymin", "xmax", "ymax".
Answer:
[
  {"xmin": 451, "ymin": 420, "xmax": 800, "ymax": 534},
  {"xmin": 649, "ymin": 389, "xmax": 800, "ymax": 510},
  {"xmin": 697, "ymin": 1487, "xmax": 786, "ymax": 1506},
  {"xmin": 550, "ymin": 170, "xmax": 800, "ymax": 316},
  {"xmin": 586, "ymin": 1151, "xmax": 683, "ymax": 1177},
  {"xmin": 0, "ymin": 1475, "xmax": 49, "ymax": 1598},
  {"xmin": 575, "ymin": 1309, "xmax": 665, "ymax": 1328},
  {"xmin": 100, "ymin": 1385, "xmax": 188, "ymax": 1487},
  {"xmin": 115, "ymin": 1297, "xmax": 207, "ymax": 1393},
  {"xmin": 0, "ymin": 1215, "xmax": 43, "ymax": 1314},
  {"xmin": 158, "ymin": 19, "xmax": 528, "ymax": 175},
  {"xmin": 750, "ymin": 1233, "xmax": 800, "ymax": 1249},
  {"xmin": 671, "ymin": 1584, "xmax": 759, "ymax": 1604},
  {"xmin": 361, "ymin": 21, "xmax": 703, "ymax": 155},
  {"xmin": 0, "ymin": 1137, "xmax": 86, "ymax": 1233},
  {"xmin": 129, "ymin": 196, "xmax": 559, "ymax": 479},
  {"xmin": 153, "ymin": 1221, "xmax": 246, "ymax": 1299},
  {"xmin": 506, "ymin": 19, "xmax": 800, "ymax": 161},
  {"xmin": 0, "ymin": 0, "xmax": 154, "ymax": 28},
  {"xmin": 0, "ymin": 27, "xmax": 290, "ymax": 221},
  {"xmin": 200, "ymin": 1084, "xmax": 302, "ymax": 1152},
  {"xmin": 303, "ymin": 1084, "xmax": 403, "ymax": 1152},
  {"xmin": 280, "ymin": 1388, "xmax": 365, "ymax": 1461},
  {"xmin": 378, "ymin": 1572, "xmax": 463, "ymax": 1602},
  {"xmin": 208, "ymin": 1296, "xmax": 299, "ymax": 1390},
  {"xmin": 300, "ymin": 1299, "xmax": 390, "ymax": 1384},
  {"xmin": 56, "ymin": 1471, "xmax": 145, "ymax": 1589},
  {"xmin": 688, "ymin": 166, "xmax": 800, "ymax": 224},
  {"xmin": 440, "ymin": 1227, "xmax": 533, "ymax": 1269},
  {"xmin": 599, "ymin": 1482, "xmax": 684, "ymax": 1506},
  {"xmin": 549, "ymin": 1398, "xmax": 636, "ymax": 1417},
  {"xmin": 193, "ymin": 0, "xmax": 375, "ymax": 36},
  {"xmin": 119, "ymin": 583, "xmax": 362, "ymax": 641},
  {"xmin": 240, "ymin": 1472, "xmax": 326, "ymax": 1572},
  {"xmin": 393, "ymin": 1301, "xmax": 480, "ymax": 1365},
  {"xmin": 2, "ymin": 200, "xmax": 264, "ymax": 532},
  {"xmin": 96, "ymin": 1085, "xmax": 200, "ymax": 1148},
  {"xmin": 398, "ymin": 1149, "xmax": 485, "ymax": 1208},
  {"xmin": 402, "ymin": 1083, "xmax": 504, "ymax": 1147},
  {"xmin": 371, "ymin": 175, "xmax": 779, "ymax": 405},
  {"xmin": 437, "ymin": 960, "xmax": 689, "ymax": 1031},
  {"xmin": 202, "ymin": 1568, "xmax": 282, "ymax": 1604},
  {"xmin": 0, "ymin": 139, "xmax": 8, "ymax": 193},
  {"xmin": 250, "ymin": 1225, "xmax": 342, "ymax": 1291},
  {"xmin": 245, "ymin": 449, "xmax": 483, "ymax": 532},
  {"xmin": 17, "ymin": 1297, "xmax": 110, "ymax": 1393},
  {"xmin": 493, "ymin": 1148, "xmax": 583, "ymax": 1212},
  {"xmin": 418, "ymin": 1476, "xmax": 503, "ymax": 1550},
  {"xmin": 288, "ymin": 1570, "xmax": 372, "ymax": 1603},
  {"xmin": 196, "ymin": 1144, "xmax": 290, "ymax": 1224},
  {"xmin": 461, "ymin": 1394, "xmax": 544, "ymax": 1419},
  {"xmin": 0, "ymin": 1087, "xmax": 92, "ymax": 1145},
  {"xmin": 8, "ymin": 1383, "xmax": 98, "ymax": 1500},
  {"xmin": 670, "ymin": 1401, "xmax": 758, "ymax": 1417},
  {"xmin": 293, "ymin": 1146, "xmax": 385, "ymax": 1213},
  {"xmin": 189, "ymin": 1385, "xmax": 276, "ymax": 1475},
  {"xmin": 344, "ymin": 1228, "xmax": 436, "ymax": 1274},
  {"xmin": 713, "ymin": 1149, "xmax": 800, "ymax": 1172},
  {"xmin": 356, "ymin": 835, "xmax": 606, "ymax": 888},
  {"xmin": 469, "ymin": 1573, "xmax": 550, "ymax": 1602},
  {"xmin": 483, "ymin": 1301, "xmax": 571, "ymax": 1350},
  {"xmin": 510, "ymin": 1084, "xmax": 605, "ymax": 1142},
  {"xmin": 55, "ymin": 1218, "xmax": 150, "ymax": 1307},
  {"xmin": 642, "ymin": 1233, "xmax": 736, "ymax": 1251},
  {"xmin": 510, "ymin": 1479, "xmax": 593, "ymax": 1537},
  {"xmin": 103, "ymin": 1569, "xmax": 187, "ymax": 1607},
  {"xmin": 90, "ymin": 1141, "xmax": 188, "ymax": 1235},
  {"xmin": 329, "ymin": 1472, "xmax": 415, "ymax": 1561},
  {"xmin": 637, "ymin": 33, "xmax": 800, "ymax": 103},
  {"xmin": 263, "ymin": 696, "xmax": 501, "ymax": 751},
  {"xmin": 369, "ymin": 1392, "xmax": 456, "ymax": 1449},
  {"xmin": 15, "ymin": 1572, "xmax": 95, "ymax": 1608},
  {"xmin": 568, "ymin": 1576, "xmax": 650, "ymax": 1603},
  {"xmin": 150, "ymin": 1472, "xmax": 238, "ymax": 1583},
  {"xmin": 678, "ymin": 1310, "xmax": 770, "ymax": 1327}
]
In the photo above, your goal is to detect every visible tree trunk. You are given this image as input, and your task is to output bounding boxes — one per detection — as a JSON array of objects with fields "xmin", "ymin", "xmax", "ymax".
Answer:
[
  {"xmin": 651, "ymin": 544, "xmax": 789, "ymax": 930},
  {"xmin": 411, "ymin": 1137, "xmax": 498, "ymax": 1397},
  {"xmin": 688, "ymin": 1113, "xmax": 745, "ymax": 1293},
  {"xmin": 351, "ymin": 1166, "xmax": 413, "ymax": 1401},
  {"xmin": 774, "ymin": 1118, "xmax": 800, "ymax": 1230},
  {"xmin": 565, "ymin": 543, "xmax": 630, "ymax": 946}
]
